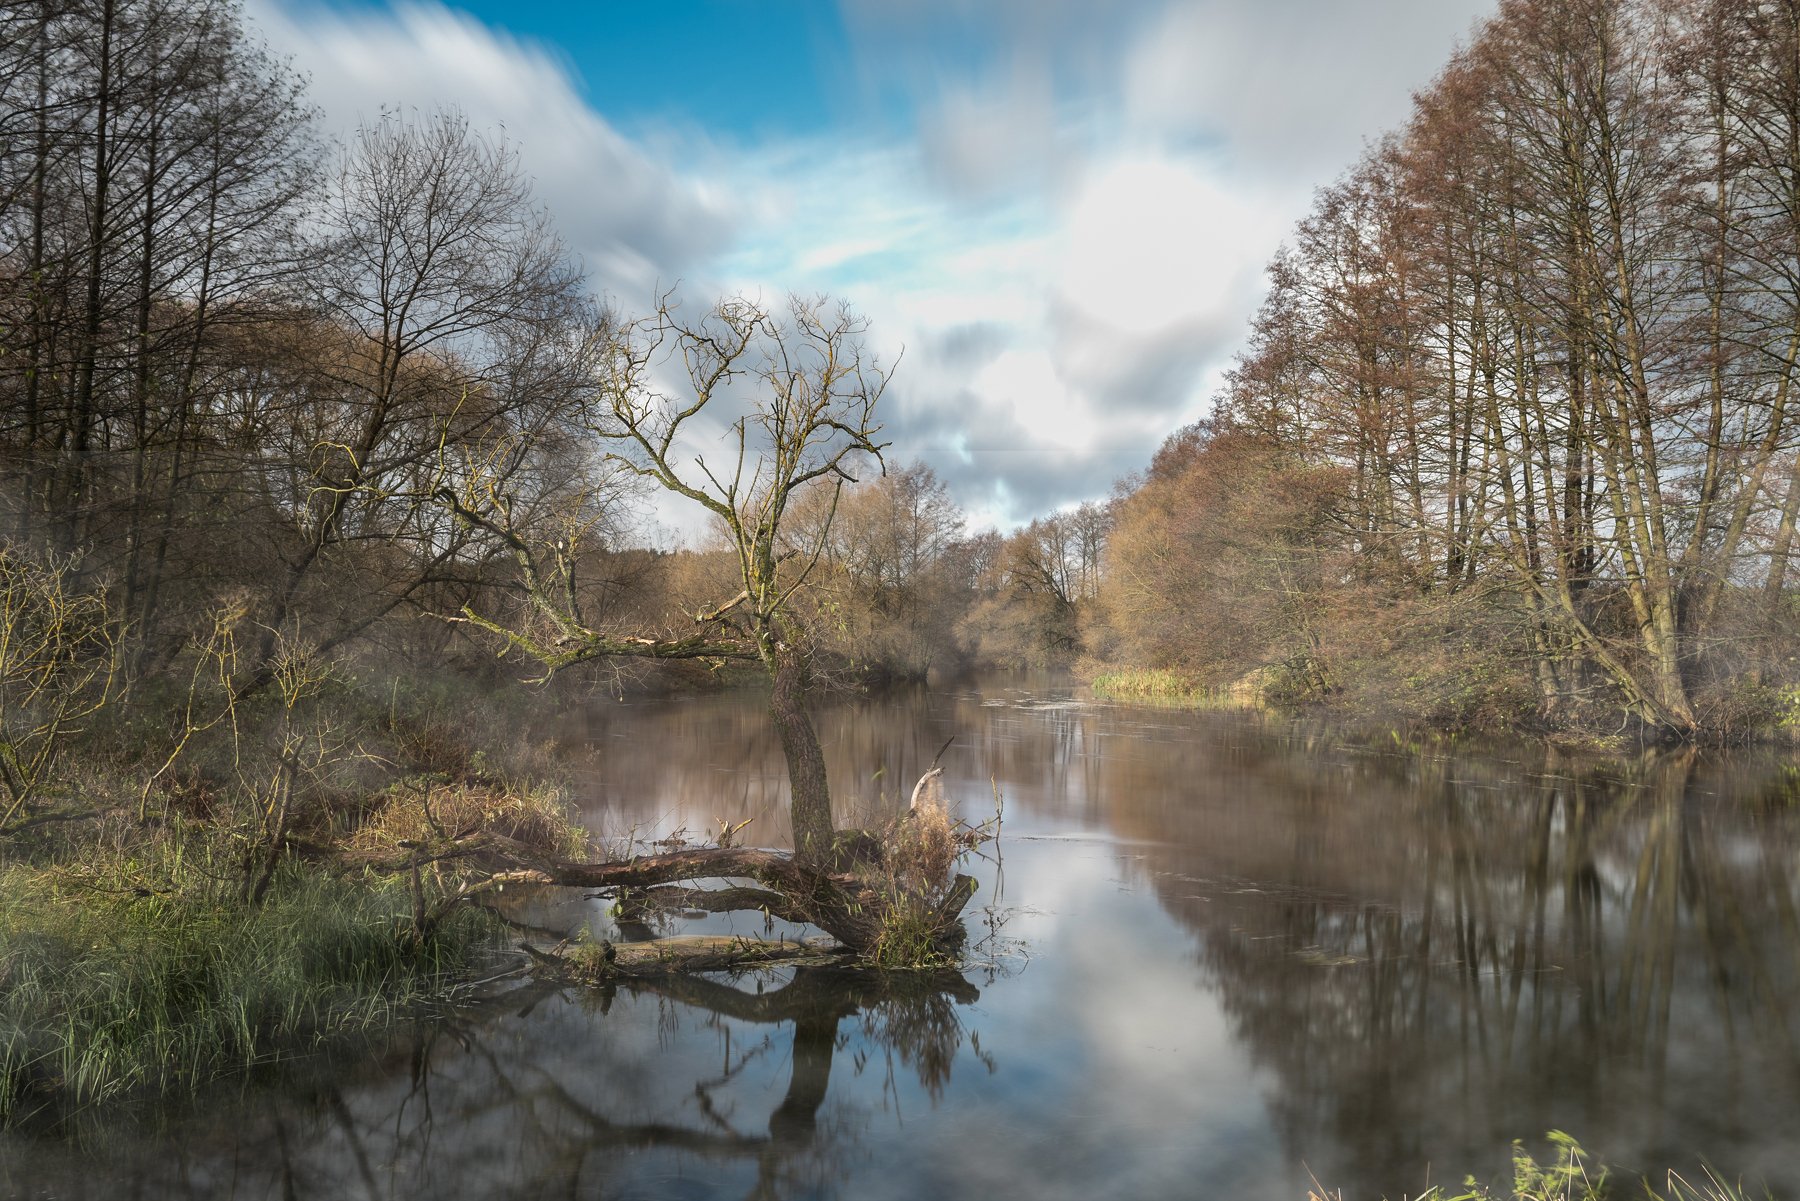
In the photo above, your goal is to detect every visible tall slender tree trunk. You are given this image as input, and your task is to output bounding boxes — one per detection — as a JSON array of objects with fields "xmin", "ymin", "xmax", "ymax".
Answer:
[
  {"xmin": 66, "ymin": 0, "xmax": 117, "ymax": 553},
  {"xmin": 19, "ymin": 5, "xmax": 53, "ymax": 540}
]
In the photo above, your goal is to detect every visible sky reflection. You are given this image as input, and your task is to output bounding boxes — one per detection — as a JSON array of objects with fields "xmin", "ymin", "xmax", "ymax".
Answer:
[{"xmin": 10, "ymin": 678, "xmax": 1800, "ymax": 1199}]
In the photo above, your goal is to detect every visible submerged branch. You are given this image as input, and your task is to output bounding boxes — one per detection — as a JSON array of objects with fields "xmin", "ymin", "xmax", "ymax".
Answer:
[
  {"xmin": 638, "ymin": 884, "xmax": 800, "ymax": 920},
  {"xmin": 353, "ymin": 830, "xmax": 981, "ymax": 962}
]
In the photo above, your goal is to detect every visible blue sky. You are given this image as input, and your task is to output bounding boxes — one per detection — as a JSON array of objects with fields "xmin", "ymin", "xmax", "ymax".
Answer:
[
  {"xmin": 250, "ymin": 0, "xmax": 1495, "ymax": 539},
  {"xmin": 430, "ymin": 2, "xmax": 862, "ymax": 140}
]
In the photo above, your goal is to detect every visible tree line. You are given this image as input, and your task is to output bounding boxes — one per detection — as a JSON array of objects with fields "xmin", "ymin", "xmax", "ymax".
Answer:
[
  {"xmin": 0, "ymin": 0, "xmax": 595, "ymax": 690},
  {"xmin": 1102, "ymin": 0, "xmax": 1800, "ymax": 739},
  {"xmin": 28, "ymin": 0, "xmax": 1768, "ymax": 767}
]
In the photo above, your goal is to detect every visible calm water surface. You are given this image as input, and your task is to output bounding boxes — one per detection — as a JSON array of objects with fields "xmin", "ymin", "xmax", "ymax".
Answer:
[{"xmin": 8, "ymin": 676, "xmax": 1800, "ymax": 1199}]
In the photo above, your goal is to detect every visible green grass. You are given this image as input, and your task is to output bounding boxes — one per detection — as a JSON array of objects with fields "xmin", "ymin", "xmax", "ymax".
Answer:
[
  {"xmin": 1308, "ymin": 1132, "xmax": 1765, "ymax": 1201},
  {"xmin": 862, "ymin": 892, "xmax": 959, "ymax": 969},
  {"xmin": 0, "ymin": 859, "xmax": 498, "ymax": 1126}
]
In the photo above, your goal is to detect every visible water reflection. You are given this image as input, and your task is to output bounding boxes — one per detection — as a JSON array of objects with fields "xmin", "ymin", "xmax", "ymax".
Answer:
[
  {"xmin": 2, "ymin": 965, "xmax": 988, "ymax": 1201},
  {"xmin": 1114, "ymin": 739, "xmax": 1800, "ymax": 1189},
  {"xmin": 11, "ymin": 679, "xmax": 1800, "ymax": 1198},
  {"xmin": 547, "ymin": 683, "xmax": 1800, "ymax": 1190}
]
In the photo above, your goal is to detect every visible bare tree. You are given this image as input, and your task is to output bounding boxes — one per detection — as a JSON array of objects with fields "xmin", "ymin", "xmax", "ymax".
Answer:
[
  {"xmin": 783, "ymin": 460, "xmax": 969, "ymax": 680},
  {"xmin": 227, "ymin": 107, "xmax": 585, "ymax": 693},
  {"xmin": 607, "ymin": 295, "xmax": 891, "ymax": 857},
  {"xmin": 424, "ymin": 295, "xmax": 979, "ymax": 964},
  {"xmin": 448, "ymin": 293, "xmax": 890, "ymax": 859}
]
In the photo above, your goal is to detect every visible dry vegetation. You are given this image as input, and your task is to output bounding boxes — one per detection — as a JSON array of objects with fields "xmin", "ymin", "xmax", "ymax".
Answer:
[{"xmin": 1090, "ymin": 0, "xmax": 1800, "ymax": 743}]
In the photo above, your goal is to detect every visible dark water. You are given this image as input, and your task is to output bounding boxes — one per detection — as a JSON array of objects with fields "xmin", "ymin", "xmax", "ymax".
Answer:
[{"xmin": 8, "ymin": 677, "xmax": 1800, "ymax": 1199}]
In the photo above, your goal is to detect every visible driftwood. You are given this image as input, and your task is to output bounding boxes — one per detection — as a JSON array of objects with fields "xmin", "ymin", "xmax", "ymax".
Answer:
[
  {"xmin": 363, "ymin": 827, "xmax": 982, "ymax": 964},
  {"xmin": 351, "ymin": 752, "xmax": 996, "ymax": 971},
  {"xmin": 523, "ymin": 934, "xmax": 847, "ymax": 980},
  {"xmin": 477, "ymin": 844, "xmax": 979, "ymax": 954}
]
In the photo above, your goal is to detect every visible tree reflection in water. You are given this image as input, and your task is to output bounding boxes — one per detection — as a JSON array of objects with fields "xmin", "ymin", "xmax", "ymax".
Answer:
[
  {"xmin": 1109, "ymin": 737, "xmax": 1800, "ymax": 1188},
  {"xmin": 14, "ymin": 682, "xmax": 1800, "ymax": 1199},
  {"xmin": 551, "ymin": 683, "xmax": 1800, "ymax": 1189},
  {"xmin": 2, "ymin": 966, "xmax": 987, "ymax": 1201}
]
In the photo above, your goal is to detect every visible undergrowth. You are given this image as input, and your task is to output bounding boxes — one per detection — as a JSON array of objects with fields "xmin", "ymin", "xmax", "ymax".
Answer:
[
  {"xmin": 0, "ymin": 856, "xmax": 497, "ymax": 1128},
  {"xmin": 344, "ymin": 777, "xmax": 590, "ymax": 862},
  {"xmin": 1308, "ymin": 1131, "xmax": 1766, "ymax": 1201}
]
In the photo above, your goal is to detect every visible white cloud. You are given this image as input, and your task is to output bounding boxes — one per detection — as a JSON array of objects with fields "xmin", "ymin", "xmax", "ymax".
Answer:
[
  {"xmin": 973, "ymin": 349, "xmax": 1090, "ymax": 445},
  {"xmin": 245, "ymin": 0, "xmax": 735, "ymax": 302},
  {"xmin": 1056, "ymin": 158, "xmax": 1272, "ymax": 336},
  {"xmin": 245, "ymin": 0, "xmax": 1498, "ymax": 535},
  {"xmin": 1122, "ymin": 0, "xmax": 1492, "ymax": 182}
]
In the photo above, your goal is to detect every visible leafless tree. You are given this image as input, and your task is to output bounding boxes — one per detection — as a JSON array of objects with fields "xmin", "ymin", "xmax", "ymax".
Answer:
[{"xmin": 448, "ymin": 293, "xmax": 890, "ymax": 859}]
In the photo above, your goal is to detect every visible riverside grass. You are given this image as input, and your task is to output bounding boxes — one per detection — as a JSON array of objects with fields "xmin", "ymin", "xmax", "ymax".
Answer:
[
  {"xmin": 1089, "ymin": 666, "xmax": 1268, "ymax": 708},
  {"xmin": 1089, "ymin": 666, "xmax": 1198, "ymax": 699},
  {"xmin": 1309, "ymin": 1131, "xmax": 1762, "ymax": 1201},
  {"xmin": 0, "ymin": 857, "xmax": 497, "ymax": 1126}
]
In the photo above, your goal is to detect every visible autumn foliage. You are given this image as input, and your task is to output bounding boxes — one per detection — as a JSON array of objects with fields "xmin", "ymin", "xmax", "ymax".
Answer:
[{"xmin": 1102, "ymin": 0, "xmax": 1800, "ymax": 738}]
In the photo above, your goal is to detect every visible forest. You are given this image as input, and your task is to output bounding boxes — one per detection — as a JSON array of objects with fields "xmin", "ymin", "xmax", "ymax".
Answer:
[
  {"xmin": 0, "ymin": 0, "xmax": 1108, "ymax": 821},
  {"xmin": 1102, "ymin": 0, "xmax": 1800, "ymax": 741}
]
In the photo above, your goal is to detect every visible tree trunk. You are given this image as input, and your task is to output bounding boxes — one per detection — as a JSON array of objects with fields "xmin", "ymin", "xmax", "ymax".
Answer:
[
  {"xmin": 66, "ymin": 0, "xmax": 117, "ymax": 553},
  {"xmin": 769, "ymin": 644, "xmax": 834, "ymax": 861}
]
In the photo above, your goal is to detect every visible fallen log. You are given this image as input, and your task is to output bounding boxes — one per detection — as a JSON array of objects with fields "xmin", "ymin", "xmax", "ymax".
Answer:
[
  {"xmin": 466, "ymin": 843, "xmax": 980, "ymax": 956},
  {"xmin": 525, "ymin": 934, "xmax": 847, "ymax": 980},
  {"xmin": 354, "ymin": 767, "xmax": 991, "ymax": 966}
]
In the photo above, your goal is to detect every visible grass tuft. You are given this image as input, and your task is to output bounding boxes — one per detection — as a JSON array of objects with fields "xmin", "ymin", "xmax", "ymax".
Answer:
[
  {"xmin": 0, "ymin": 857, "xmax": 496, "ymax": 1127},
  {"xmin": 1306, "ymin": 1131, "xmax": 1765, "ymax": 1201},
  {"xmin": 858, "ymin": 789, "xmax": 970, "ymax": 969},
  {"xmin": 1089, "ymin": 666, "xmax": 1269, "ymax": 709}
]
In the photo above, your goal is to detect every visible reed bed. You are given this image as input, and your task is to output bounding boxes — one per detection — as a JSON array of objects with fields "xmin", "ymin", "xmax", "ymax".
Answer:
[
  {"xmin": 0, "ymin": 860, "xmax": 495, "ymax": 1126},
  {"xmin": 1089, "ymin": 666, "xmax": 1267, "ymax": 708}
]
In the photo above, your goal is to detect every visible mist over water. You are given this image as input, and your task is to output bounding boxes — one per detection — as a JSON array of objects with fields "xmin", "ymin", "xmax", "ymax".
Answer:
[{"xmin": 10, "ymin": 676, "xmax": 1800, "ymax": 1199}]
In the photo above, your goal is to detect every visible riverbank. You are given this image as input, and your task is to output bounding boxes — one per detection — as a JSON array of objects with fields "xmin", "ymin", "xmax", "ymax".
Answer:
[
  {"xmin": 1310, "ymin": 1131, "xmax": 1757, "ymax": 1200},
  {"xmin": 0, "ymin": 701, "xmax": 592, "ymax": 1130},
  {"xmin": 1083, "ymin": 657, "xmax": 1800, "ymax": 748},
  {"xmin": 0, "ymin": 853, "xmax": 494, "ymax": 1128}
]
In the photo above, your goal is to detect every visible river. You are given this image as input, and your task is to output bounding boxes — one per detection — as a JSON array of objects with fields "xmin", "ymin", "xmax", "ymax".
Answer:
[{"xmin": 7, "ymin": 675, "xmax": 1800, "ymax": 1199}]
